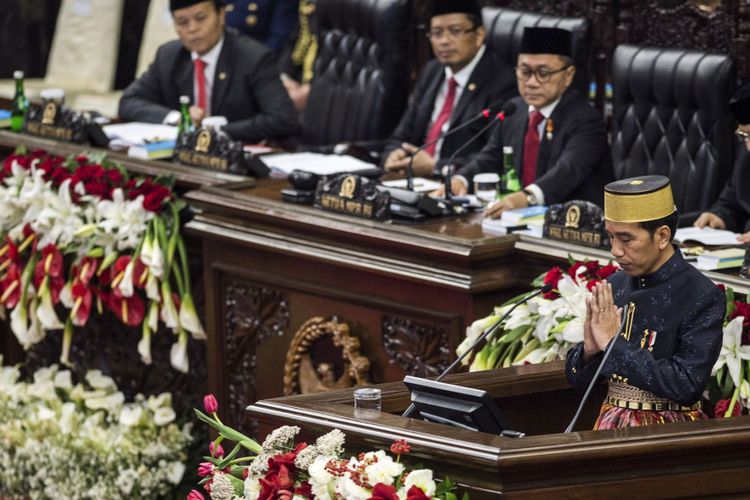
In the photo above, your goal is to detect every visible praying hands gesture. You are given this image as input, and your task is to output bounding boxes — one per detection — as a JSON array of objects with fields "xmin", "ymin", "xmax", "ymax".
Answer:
[{"xmin": 583, "ymin": 281, "xmax": 623, "ymax": 363}]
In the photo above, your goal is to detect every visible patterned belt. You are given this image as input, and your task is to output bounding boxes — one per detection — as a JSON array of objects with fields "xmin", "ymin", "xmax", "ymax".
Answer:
[{"xmin": 606, "ymin": 379, "xmax": 701, "ymax": 412}]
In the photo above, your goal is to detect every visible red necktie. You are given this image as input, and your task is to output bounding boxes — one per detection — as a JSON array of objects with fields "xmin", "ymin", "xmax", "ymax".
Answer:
[
  {"xmin": 522, "ymin": 110, "xmax": 545, "ymax": 186},
  {"xmin": 194, "ymin": 58, "xmax": 207, "ymax": 111},
  {"xmin": 424, "ymin": 77, "xmax": 457, "ymax": 156}
]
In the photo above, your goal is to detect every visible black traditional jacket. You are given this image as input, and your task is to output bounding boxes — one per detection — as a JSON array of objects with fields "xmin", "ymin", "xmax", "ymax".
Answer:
[{"xmin": 566, "ymin": 249, "xmax": 725, "ymax": 406}]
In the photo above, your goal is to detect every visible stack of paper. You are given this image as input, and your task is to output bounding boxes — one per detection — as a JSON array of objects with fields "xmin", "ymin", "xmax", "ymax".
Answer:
[
  {"xmin": 674, "ymin": 227, "xmax": 741, "ymax": 246},
  {"xmin": 260, "ymin": 152, "xmax": 376, "ymax": 176},
  {"xmin": 127, "ymin": 140, "xmax": 175, "ymax": 160},
  {"xmin": 103, "ymin": 122, "xmax": 178, "ymax": 151},
  {"xmin": 501, "ymin": 205, "xmax": 548, "ymax": 224},
  {"xmin": 695, "ymin": 247, "xmax": 746, "ymax": 270},
  {"xmin": 482, "ymin": 206, "xmax": 547, "ymax": 238}
]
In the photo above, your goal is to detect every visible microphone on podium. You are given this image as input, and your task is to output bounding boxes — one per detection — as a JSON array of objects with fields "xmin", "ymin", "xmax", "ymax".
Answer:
[
  {"xmin": 404, "ymin": 99, "xmax": 510, "ymax": 191},
  {"xmin": 402, "ymin": 281, "xmax": 554, "ymax": 418},
  {"xmin": 442, "ymin": 101, "xmax": 517, "ymax": 202}
]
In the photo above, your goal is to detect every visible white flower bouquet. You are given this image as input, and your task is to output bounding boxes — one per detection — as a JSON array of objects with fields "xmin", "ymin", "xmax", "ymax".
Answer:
[{"xmin": 0, "ymin": 360, "xmax": 192, "ymax": 499}]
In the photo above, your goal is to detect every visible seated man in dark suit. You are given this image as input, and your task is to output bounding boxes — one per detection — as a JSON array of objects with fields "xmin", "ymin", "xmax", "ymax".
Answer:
[
  {"xmin": 119, "ymin": 0, "xmax": 299, "ymax": 144},
  {"xmin": 381, "ymin": 0, "xmax": 517, "ymax": 178},
  {"xmin": 694, "ymin": 82, "xmax": 750, "ymax": 244},
  {"xmin": 447, "ymin": 27, "xmax": 612, "ymax": 218}
]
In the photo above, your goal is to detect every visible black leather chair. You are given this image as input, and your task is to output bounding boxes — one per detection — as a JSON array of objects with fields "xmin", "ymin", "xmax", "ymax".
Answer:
[
  {"xmin": 611, "ymin": 45, "xmax": 736, "ymax": 222},
  {"xmin": 481, "ymin": 7, "xmax": 591, "ymax": 97},
  {"xmin": 299, "ymin": 0, "xmax": 411, "ymax": 147}
]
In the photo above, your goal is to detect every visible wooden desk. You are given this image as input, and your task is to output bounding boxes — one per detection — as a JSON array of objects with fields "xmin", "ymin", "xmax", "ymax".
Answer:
[{"xmin": 248, "ymin": 364, "xmax": 750, "ymax": 499}]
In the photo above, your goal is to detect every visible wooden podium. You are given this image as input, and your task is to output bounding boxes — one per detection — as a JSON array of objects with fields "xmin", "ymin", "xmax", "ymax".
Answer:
[{"xmin": 247, "ymin": 362, "xmax": 750, "ymax": 499}]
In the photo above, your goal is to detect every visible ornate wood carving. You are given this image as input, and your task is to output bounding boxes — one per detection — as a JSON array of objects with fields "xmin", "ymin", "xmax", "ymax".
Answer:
[
  {"xmin": 283, "ymin": 316, "xmax": 371, "ymax": 396},
  {"xmin": 381, "ymin": 315, "xmax": 451, "ymax": 377},
  {"xmin": 223, "ymin": 279, "xmax": 289, "ymax": 435},
  {"xmin": 491, "ymin": 0, "xmax": 588, "ymax": 17},
  {"xmin": 617, "ymin": 0, "xmax": 732, "ymax": 52}
]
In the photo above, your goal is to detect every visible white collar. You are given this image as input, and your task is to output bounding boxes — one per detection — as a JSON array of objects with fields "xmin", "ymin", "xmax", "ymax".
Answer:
[
  {"xmin": 528, "ymin": 95, "xmax": 562, "ymax": 119},
  {"xmin": 444, "ymin": 45, "xmax": 486, "ymax": 89},
  {"xmin": 191, "ymin": 36, "xmax": 224, "ymax": 67}
]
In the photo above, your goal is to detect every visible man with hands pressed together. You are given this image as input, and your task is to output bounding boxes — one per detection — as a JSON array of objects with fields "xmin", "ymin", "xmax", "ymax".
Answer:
[
  {"xmin": 694, "ymin": 82, "xmax": 750, "ymax": 244},
  {"xmin": 443, "ymin": 27, "xmax": 611, "ymax": 217},
  {"xmin": 381, "ymin": 0, "xmax": 516, "ymax": 178},
  {"xmin": 566, "ymin": 176, "xmax": 725, "ymax": 429}
]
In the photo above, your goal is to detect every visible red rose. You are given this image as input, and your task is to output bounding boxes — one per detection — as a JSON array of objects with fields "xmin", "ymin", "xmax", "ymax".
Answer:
[
  {"xmin": 142, "ymin": 185, "xmax": 172, "ymax": 212},
  {"xmin": 567, "ymin": 262, "xmax": 584, "ymax": 281},
  {"xmin": 294, "ymin": 481, "xmax": 313, "ymax": 498},
  {"xmin": 586, "ymin": 279, "xmax": 599, "ymax": 292},
  {"xmin": 596, "ymin": 263, "xmax": 619, "ymax": 280},
  {"xmin": 369, "ymin": 483, "xmax": 399, "ymax": 500},
  {"xmin": 714, "ymin": 398, "xmax": 743, "ymax": 418},
  {"xmin": 405, "ymin": 485, "xmax": 431, "ymax": 500},
  {"xmin": 542, "ymin": 266, "xmax": 563, "ymax": 299}
]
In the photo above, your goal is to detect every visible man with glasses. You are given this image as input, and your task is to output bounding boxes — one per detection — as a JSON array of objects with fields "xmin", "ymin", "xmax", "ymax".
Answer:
[
  {"xmin": 694, "ymin": 83, "xmax": 750, "ymax": 243},
  {"xmin": 381, "ymin": 0, "xmax": 517, "ymax": 177},
  {"xmin": 447, "ymin": 27, "xmax": 613, "ymax": 218}
]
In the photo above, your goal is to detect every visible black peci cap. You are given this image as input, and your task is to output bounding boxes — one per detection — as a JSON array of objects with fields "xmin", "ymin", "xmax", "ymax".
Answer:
[
  {"xmin": 519, "ymin": 27, "xmax": 573, "ymax": 58},
  {"xmin": 170, "ymin": 0, "xmax": 224, "ymax": 12},
  {"xmin": 430, "ymin": 0, "xmax": 482, "ymax": 20}
]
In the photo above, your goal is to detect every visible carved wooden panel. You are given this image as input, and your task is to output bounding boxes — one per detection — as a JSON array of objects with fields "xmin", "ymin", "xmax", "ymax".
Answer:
[
  {"xmin": 381, "ymin": 315, "xmax": 451, "ymax": 377},
  {"xmin": 223, "ymin": 279, "xmax": 289, "ymax": 434},
  {"xmin": 283, "ymin": 316, "xmax": 371, "ymax": 396}
]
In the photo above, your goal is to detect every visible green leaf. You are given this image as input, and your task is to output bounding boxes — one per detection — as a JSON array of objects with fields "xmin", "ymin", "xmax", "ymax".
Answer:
[{"xmin": 497, "ymin": 325, "xmax": 529, "ymax": 344}]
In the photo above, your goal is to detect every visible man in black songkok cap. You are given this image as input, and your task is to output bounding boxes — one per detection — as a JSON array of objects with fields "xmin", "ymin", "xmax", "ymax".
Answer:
[
  {"xmin": 119, "ymin": 0, "xmax": 298, "ymax": 144},
  {"xmin": 448, "ymin": 26, "xmax": 613, "ymax": 216},
  {"xmin": 566, "ymin": 175, "xmax": 724, "ymax": 429},
  {"xmin": 694, "ymin": 82, "xmax": 750, "ymax": 243},
  {"xmin": 382, "ymin": 0, "xmax": 517, "ymax": 177}
]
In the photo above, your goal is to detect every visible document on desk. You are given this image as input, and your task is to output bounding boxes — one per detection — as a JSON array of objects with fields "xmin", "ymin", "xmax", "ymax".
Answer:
[
  {"xmin": 674, "ymin": 227, "xmax": 741, "ymax": 246},
  {"xmin": 103, "ymin": 122, "xmax": 178, "ymax": 150},
  {"xmin": 381, "ymin": 177, "xmax": 443, "ymax": 193},
  {"xmin": 261, "ymin": 152, "xmax": 376, "ymax": 176}
]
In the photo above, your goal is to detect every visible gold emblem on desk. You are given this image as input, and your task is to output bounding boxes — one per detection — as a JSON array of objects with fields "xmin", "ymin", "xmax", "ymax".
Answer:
[
  {"xmin": 545, "ymin": 200, "xmax": 608, "ymax": 248},
  {"xmin": 315, "ymin": 174, "xmax": 390, "ymax": 220},
  {"xmin": 42, "ymin": 102, "xmax": 57, "ymax": 125},
  {"xmin": 195, "ymin": 129, "xmax": 212, "ymax": 153}
]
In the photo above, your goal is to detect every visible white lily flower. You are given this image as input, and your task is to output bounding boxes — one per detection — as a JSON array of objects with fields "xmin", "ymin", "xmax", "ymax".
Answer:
[
  {"xmin": 170, "ymin": 331, "xmax": 189, "ymax": 373},
  {"xmin": 145, "ymin": 273, "xmax": 160, "ymax": 301},
  {"xmin": 399, "ymin": 469, "xmax": 436, "ymax": 498},
  {"xmin": 179, "ymin": 293, "xmax": 206, "ymax": 340},
  {"xmin": 457, "ymin": 314, "xmax": 499, "ymax": 362},
  {"xmin": 36, "ymin": 286, "xmax": 64, "ymax": 330},
  {"xmin": 712, "ymin": 316, "xmax": 750, "ymax": 387},
  {"xmin": 84, "ymin": 391, "xmax": 125, "ymax": 412},
  {"xmin": 161, "ymin": 283, "xmax": 179, "ymax": 330},
  {"xmin": 153, "ymin": 406, "xmax": 176, "ymax": 426},
  {"xmin": 740, "ymin": 379, "xmax": 750, "ymax": 410},
  {"xmin": 10, "ymin": 301, "xmax": 31, "ymax": 348},
  {"xmin": 85, "ymin": 369, "xmax": 117, "ymax": 391},
  {"xmin": 94, "ymin": 189, "xmax": 152, "ymax": 252},
  {"xmin": 117, "ymin": 260, "xmax": 135, "ymax": 298},
  {"xmin": 504, "ymin": 303, "xmax": 532, "ymax": 330},
  {"xmin": 138, "ymin": 327, "xmax": 152, "ymax": 365},
  {"xmin": 141, "ymin": 233, "xmax": 164, "ymax": 278},
  {"xmin": 119, "ymin": 404, "xmax": 144, "ymax": 427}
]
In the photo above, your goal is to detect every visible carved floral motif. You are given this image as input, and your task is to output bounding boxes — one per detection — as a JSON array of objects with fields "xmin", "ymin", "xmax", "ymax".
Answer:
[{"xmin": 382, "ymin": 315, "xmax": 451, "ymax": 377}]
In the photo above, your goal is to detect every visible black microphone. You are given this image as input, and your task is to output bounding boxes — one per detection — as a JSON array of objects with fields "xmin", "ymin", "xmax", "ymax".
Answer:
[
  {"xmin": 442, "ymin": 101, "xmax": 517, "ymax": 202},
  {"xmin": 402, "ymin": 281, "xmax": 553, "ymax": 418},
  {"xmin": 404, "ymin": 99, "xmax": 509, "ymax": 191},
  {"xmin": 563, "ymin": 303, "xmax": 632, "ymax": 433}
]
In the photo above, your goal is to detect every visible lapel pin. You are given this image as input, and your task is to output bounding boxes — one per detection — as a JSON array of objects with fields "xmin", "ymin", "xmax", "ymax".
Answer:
[
  {"xmin": 218, "ymin": 72, "xmax": 227, "ymax": 81},
  {"xmin": 468, "ymin": 83, "xmax": 476, "ymax": 91},
  {"xmin": 545, "ymin": 118, "xmax": 554, "ymax": 141}
]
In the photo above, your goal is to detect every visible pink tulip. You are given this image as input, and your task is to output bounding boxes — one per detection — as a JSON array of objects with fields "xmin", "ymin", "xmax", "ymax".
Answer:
[
  {"xmin": 203, "ymin": 394, "xmax": 218, "ymax": 414},
  {"xmin": 209, "ymin": 442, "xmax": 225, "ymax": 458},
  {"xmin": 187, "ymin": 490, "xmax": 205, "ymax": 500},
  {"xmin": 197, "ymin": 462, "xmax": 213, "ymax": 477}
]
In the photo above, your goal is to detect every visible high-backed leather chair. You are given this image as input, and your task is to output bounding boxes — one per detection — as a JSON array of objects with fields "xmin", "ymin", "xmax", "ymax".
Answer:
[
  {"xmin": 299, "ymin": 0, "xmax": 410, "ymax": 147},
  {"xmin": 481, "ymin": 7, "xmax": 591, "ymax": 97},
  {"xmin": 611, "ymin": 45, "xmax": 735, "ymax": 221}
]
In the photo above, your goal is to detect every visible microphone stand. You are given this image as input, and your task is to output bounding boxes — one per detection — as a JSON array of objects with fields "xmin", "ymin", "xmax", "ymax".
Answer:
[
  {"xmin": 405, "ymin": 109, "xmax": 492, "ymax": 191},
  {"xmin": 402, "ymin": 283, "xmax": 553, "ymax": 418},
  {"xmin": 442, "ymin": 112, "xmax": 505, "ymax": 202},
  {"xmin": 563, "ymin": 304, "xmax": 632, "ymax": 433}
]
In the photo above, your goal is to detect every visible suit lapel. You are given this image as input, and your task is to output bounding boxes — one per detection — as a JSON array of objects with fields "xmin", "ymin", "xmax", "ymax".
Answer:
[
  {"xmin": 509, "ymin": 104, "xmax": 526, "ymax": 176},
  {"xmin": 450, "ymin": 51, "xmax": 491, "ymax": 125},
  {"xmin": 418, "ymin": 67, "xmax": 444, "ymax": 137},
  {"xmin": 211, "ymin": 33, "xmax": 233, "ymax": 114}
]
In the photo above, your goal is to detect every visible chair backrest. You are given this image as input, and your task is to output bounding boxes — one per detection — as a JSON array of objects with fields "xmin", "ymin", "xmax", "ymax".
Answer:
[
  {"xmin": 611, "ymin": 45, "xmax": 735, "ymax": 216},
  {"xmin": 300, "ymin": 0, "xmax": 411, "ymax": 146},
  {"xmin": 44, "ymin": 0, "xmax": 124, "ymax": 92},
  {"xmin": 136, "ymin": 0, "xmax": 178, "ymax": 78},
  {"xmin": 481, "ymin": 7, "xmax": 591, "ymax": 97}
]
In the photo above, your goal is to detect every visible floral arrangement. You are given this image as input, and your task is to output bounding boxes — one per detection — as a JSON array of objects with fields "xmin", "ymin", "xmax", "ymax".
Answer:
[
  {"xmin": 0, "ymin": 148, "xmax": 204, "ymax": 373},
  {"xmin": 458, "ymin": 258, "xmax": 617, "ymax": 371},
  {"xmin": 459, "ymin": 258, "xmax": 750, "ymax": 418},
  {"xmin": 708, "ymin": 285, "xmax": 750, "ymax": 417},
  {"xmin": 188, "ymin": 395, "xmax": 468, "ymax": 500},
  {"xmin": 0, "ymin": 359, "xmax": 192, "ymax": 498}
]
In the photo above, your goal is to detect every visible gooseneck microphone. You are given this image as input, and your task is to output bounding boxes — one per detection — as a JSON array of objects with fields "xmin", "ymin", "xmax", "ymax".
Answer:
[
  {"xmin": 404, "ymin": 100, "xmax": 508, "ymax": 191},
  {"xmin": 402, "ymin": 281, "xmax": 554, "ymax": 418},
  {"xmin": 442, "ymin": 101, "xmax": 516, "ymax": 202}
]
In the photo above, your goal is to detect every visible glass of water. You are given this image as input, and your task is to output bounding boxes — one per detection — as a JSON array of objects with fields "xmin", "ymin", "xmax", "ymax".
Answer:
[
  {"xmin": 473, "ymin": 173, "xmax": 500, "ymax": 205},
  {"xmin": 353, "ymin": 387, "xmax": 382, "ymax": 418}
]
